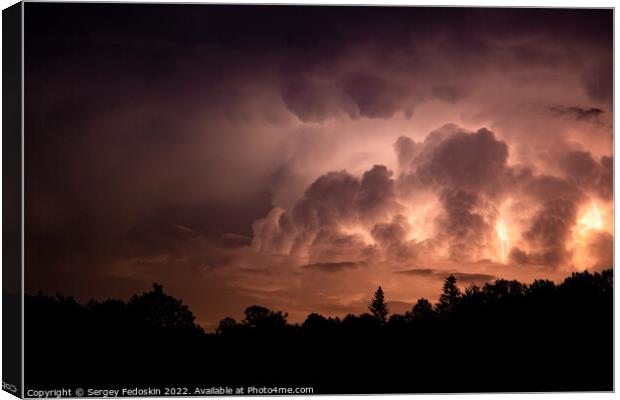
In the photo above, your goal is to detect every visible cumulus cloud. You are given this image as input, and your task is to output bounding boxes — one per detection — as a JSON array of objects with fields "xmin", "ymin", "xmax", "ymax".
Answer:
[
  {"xmin": 415, "ymin": 128, "xmax": 509, "ymax": 194},
  {"xmin": 294, "ymin": 171, "xmax": 361, "ymax": 227},
  {"xmin": 370, "ymin": 215, "xmax": 419, "ymax": 261},
  {"xmin": 561, "ymin": 151, "xmax": 613, "ymax": 200},
  {"xmin": 252, "ymin": 163, "xmax": 406, "ymax": 262},
  {"xmin": 357, "ymin": 165, "xmax": 403, "ymax": 223},
  {"xmin": 251, "ymin": 121, "xmax": 612, "ymax": 277},
  {"xmin": 435, "ymin": 189, "xmax": 496, "ymax": 262},
  {"xmin": 511, "ymin": 199, "xmax": 579, "ymax": 267}
]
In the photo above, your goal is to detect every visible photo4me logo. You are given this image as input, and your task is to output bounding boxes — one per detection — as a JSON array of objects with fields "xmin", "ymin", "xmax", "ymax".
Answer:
[{"xmin": 247, "ymin": 386, "xmax": 314, "ymax": 395}]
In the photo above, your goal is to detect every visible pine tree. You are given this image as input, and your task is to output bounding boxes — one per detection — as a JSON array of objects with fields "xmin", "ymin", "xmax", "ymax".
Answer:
[
  {"xmin": 437, "ymin": 274, "xmax": 461, "ymax": 315},
  {"xmin": 369, "ymin": 286, "xmax": 389, "ymax": 324}
]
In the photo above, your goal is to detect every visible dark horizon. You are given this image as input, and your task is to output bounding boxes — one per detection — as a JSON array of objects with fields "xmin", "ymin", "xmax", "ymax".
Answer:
[
  {"xmin": 26, "ymin": 264, "xmax": 611, "ymax": 333},
  {"xmin": 25, "ymin": 268, "xmax": 613, "ymax": 392}
]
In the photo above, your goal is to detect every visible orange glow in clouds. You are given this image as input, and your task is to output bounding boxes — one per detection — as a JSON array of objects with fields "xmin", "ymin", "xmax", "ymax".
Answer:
[
  {"xmin": 572, "ymin": 201, "xmax": 610, "ymax": 271},
  {"xmin": 578, "ymin": 201, "xmax": 604, "ymax": 231},
  {"xmin": 496, "ymin": 217, "xmax": 510, "ymax": 263}
]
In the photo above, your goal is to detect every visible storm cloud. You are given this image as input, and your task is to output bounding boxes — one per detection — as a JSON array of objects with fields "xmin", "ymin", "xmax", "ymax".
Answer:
[
  {"xmin": 252, "ymin": 121, "xmax": 612, "ymax": 276},
  {"xmin": 24, "ymin": 4, "xmax": 612, "ymax": 329}
]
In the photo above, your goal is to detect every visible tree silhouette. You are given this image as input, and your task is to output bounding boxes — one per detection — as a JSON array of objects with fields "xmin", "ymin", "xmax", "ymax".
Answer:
[
  {"xmin": 128, "ymin": 283, "xmax": 201, "ymax": 332},
  {"xmin": 216, "ymin": 317, "xmax": 239, "ymax": 335},
  {"xmin": 368, "ymin": 286, "xmax": 389, "ymax": 324},
  {"xmin": 23, "ymin": 269, "xmax": 613, "ymax": 393},
  {"xmin": 411, "ymin": 298, "xmax": 435, "ymax": 320},
  {"xmin": 437, "ymin": 274, "xmax": 461, "ymax": 315},
  {"xmin": 243, "ymin": 305, "xmax": 288, "ymax": 329},
  {"xmin": 528, "ymin": 279, "xmax": 556, "ymax": 297}
]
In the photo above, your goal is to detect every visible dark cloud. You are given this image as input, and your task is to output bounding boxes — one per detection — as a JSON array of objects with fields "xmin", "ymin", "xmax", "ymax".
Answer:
[
  {"xmin": 293, "ymin": 170, "xmax": 361, "ymax": 228},
  {"xmin": 280, "ymin": 77, "xmax": 348, "ymax": 123},
  {"xmin": 521, "ymin": 175, "xmax": 582, "ymax": 204},
  {"xmin": 561, "ymin": 151, "xmax": 612, "ymax": 200},
  {"xmin": 280, "ymin": 69, "xmax": 417, "ymax": 122},
  {"xmin": 563, "ymin": 150, "xmax": 603, "ymax": 184},
  {"xmin": 273, "ymin": 8, "xmax": 613, "ymax": 122},
  {"xmin": 431, "ymin": 85, "xmax": 469, "ymax": 103},
  {"xmin": 342, "ymin": 74, "xmax": 412, "ymax": 119},
  {"xmin": 370, "ymin": 215, "xmax": 418, "ymax": 261},
  {"xmin": 436, "ymin": 189, "xmax": 494, "ymax": 261},
  {"xmin": 582, "ymin": 61, "xmax": 613, "ymax": 105},
  {"xmin": 371, "ymin": 216, "xmax": 409, "ymax": 247},
  {"xmin": 395, "ymin": 268, "xmax": 496, "ymax": 285},
  {"xmin": 302, "ymin": 261, "xmax": 367, "ymax": 273},
  {"xmin": 394, "ymin": 124, "xmax": 465, "ymax": 174},
  {"xmin": 450, "ymin": 272, "xmax": 497, "ymax": 285},
  {"xmin": 512, "ymin": 199, "xmax": 578, "ymax": 267},
  {"xmin": 415, "ymin": 128, "xmax": 509, "ymax": 194},
  {"xmin": 357, "ymin": 165, "xmax": 402, "ymax": 223},
  {"xmin": 549, "ymin": 106, "xmax": 604, "ymax": 121},
  {"xmin": 395, "ymin": 268, "xmax": 436, "ymax": 276}
]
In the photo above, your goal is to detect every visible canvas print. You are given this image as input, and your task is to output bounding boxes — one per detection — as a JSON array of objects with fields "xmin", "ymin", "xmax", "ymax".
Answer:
[{"xmin": 3, "ymin": 3, "xmax": 614, "ymax": 397}]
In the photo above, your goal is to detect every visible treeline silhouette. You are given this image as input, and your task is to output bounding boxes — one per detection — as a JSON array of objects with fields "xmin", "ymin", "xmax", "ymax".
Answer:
[{"xmin": 26, "ymin": 270, "xmax": 612, "ymax": 393}]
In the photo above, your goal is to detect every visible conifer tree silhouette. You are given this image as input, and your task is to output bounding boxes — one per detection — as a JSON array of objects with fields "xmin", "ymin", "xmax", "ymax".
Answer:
[
  {"xmin": 369, "ymin": 286, "xmax": 389, "ymax": 324},
  {"xmin": 437, "ymin": 275, "xmax": 461, "ymax": 315}
]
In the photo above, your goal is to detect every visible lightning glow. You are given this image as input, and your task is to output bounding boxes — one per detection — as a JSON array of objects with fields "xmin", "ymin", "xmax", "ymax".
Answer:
[
  {"xmin": 496, "ymin": 217, "xmax": 510, "ymax": 263},
  {"xmin": 571, "ymin": 201, "xmax": 610, "ymax": 271},
  {"xmin": 578, "ymin": 201, "xmax": 604, "ymax": 231}
]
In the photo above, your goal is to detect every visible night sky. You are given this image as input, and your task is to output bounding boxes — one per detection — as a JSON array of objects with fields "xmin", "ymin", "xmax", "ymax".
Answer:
[{"xmin": 25, "ymin": 4, "xmax": 613, "ymax": 330}]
